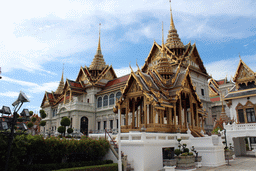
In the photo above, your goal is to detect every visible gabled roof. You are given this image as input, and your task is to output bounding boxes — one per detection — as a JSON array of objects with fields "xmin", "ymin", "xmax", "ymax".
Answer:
[{"xmin": 233, "ymin": 59, "xmax": 255, "ymax": 83}]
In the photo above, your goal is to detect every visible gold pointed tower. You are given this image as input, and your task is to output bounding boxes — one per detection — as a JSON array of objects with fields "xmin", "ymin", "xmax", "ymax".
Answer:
[
  {"xmin": 89, "ymin": 23, "xmax": 107, "ymax": 71},
  {"xmin": 166, "ymin": 1, "xmax": 184, "ymax": 51},
  {"xmin": 55, "ymin": 65, "xmax": 65, "ymax": 94},
  {"xmin": 156, "ymin": 22, "xmax": 173, "ymax": 80}
]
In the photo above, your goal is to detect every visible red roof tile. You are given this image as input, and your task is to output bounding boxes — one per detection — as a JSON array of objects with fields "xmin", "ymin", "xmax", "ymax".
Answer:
[
  {"xmin": 210, "ymin": 96, "xmax": 220, "ymax": 102},
  {"xmin": 105, "ymin": 75, "xmax": 129, "ymax": 87},
  {"xmin": 217, "ymin": 80, "xmax": 224, "ymax": 85}
]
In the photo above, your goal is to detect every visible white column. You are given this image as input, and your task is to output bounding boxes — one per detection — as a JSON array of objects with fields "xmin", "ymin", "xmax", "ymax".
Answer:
[
  {"xmin": 118, "ymin": 107, "xmax": 122, "ymax": 171},
  {"xmin": 147, "ymin": 105, "xmax": 149, "ymax": 124}
]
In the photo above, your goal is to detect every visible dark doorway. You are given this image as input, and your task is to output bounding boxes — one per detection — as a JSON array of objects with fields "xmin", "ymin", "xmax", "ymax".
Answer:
[
  {"xmin": 162, "ymin": 147, "xmax": 174, "ymax": 160},
  {"xmin": 80, "ymin": 116, "xmax": 88, "ymax": 136}
]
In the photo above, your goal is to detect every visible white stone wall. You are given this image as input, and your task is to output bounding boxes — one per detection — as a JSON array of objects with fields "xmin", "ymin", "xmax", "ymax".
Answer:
[{"xmin": 229, "ymin": 96, "xmax": 256, "ymax": 121}]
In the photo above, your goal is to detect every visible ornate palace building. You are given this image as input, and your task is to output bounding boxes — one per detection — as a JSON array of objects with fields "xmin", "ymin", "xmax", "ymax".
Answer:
[
  {"xmin": 41, "ymin": 2, "xmax": 213, "ymax": 136},
  {"xmin": 209, "ymin": 77, "xmax": 234, "ymax": 122},
  {"xmin": 224, "ymin": 58, "xmax": 256, "ymax": 155}
]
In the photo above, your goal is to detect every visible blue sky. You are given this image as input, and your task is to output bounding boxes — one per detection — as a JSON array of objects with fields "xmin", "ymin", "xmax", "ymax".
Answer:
[{"xmin": 0, "ymin": 0, "xmax": 256, "ymax": 113}]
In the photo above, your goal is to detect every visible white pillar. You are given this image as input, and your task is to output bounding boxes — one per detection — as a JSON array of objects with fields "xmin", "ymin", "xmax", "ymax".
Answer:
[{"xmin": 118, "ymin": 107, "xmax": 122, "ymax": 171}]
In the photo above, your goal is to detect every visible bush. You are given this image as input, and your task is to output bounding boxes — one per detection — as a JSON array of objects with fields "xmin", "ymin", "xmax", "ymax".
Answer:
[
  {"xmin": 67, "ymin": 128, "xmax": 73, "ymax": 134},
  {"xmin": 58, "ymin": 126, "xmax": 65, "ymax": 135},
  {"xmin": 40, "ymin": 110, "xmax": 47, "ymax": 119},
  {"xmin": 40, "ymin": 121, "xmax": 46, "ymax": 127},
  {"xmin": 29, "ymin": 111, "xmax": 34, "ymax": 116},
  {"xmin": 188, "ymin": 152, "xmax": 193, "ymax": 156},
  {"xmin": 31, "ymin": 117, "xmax": 37, "ymax": 122},
  {"xmin": 66, "ymin": 135, "xmax": 72, "ymax": 138},
  {"xmin": 183, "ymin": 148, "xmax": 189, "ymax": 153},
  {"xmin": 181, "ymin": 152, "xmax": 188, "ymax": 156},
  {"xmin": 27, "ymin": 122, "xmax": 34, "ymax": 129},
  {"xmin": 174, "ymin": 149, "xmax": 182, "ymax": 156}
]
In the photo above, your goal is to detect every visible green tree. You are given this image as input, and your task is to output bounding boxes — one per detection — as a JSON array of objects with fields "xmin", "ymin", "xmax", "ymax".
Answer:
[
  {"xmin": 60, "ymin": 117, "xmax": 71, "ymax": 137},
  {"xmin": 31, "ymin": 117, "xmax": 37, "ymax": 122},
  {"xmin": 67, "ymin": 128, "xmax": 73, "ymax": 134},
  {"xmin": 27, "ymin": 122, "xmax": 34, "ymax": 129},
  {"xmin": 58, "ymin": 126, "xmax": 65, "ymax": 136},
  {"xmin": 40, "ymin": 120, "xmax": 46, "ymax": 127},
  {"xmin": 29, "ymin": 111, "xmax": 33, "ymax": 116},
  {"xmin": 40, "ymin": 110, "xmax": 47, "ymax": 119}
]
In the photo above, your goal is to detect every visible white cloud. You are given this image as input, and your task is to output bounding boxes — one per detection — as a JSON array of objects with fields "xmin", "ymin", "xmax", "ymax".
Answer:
[
  {"xmin": 115, "ymin": 66, "xmax": 138, "ymax": 77},
  {"xmin": 2, "ymin": 76, "xmax": 59, "ymax": 94},
  {"xmin": 205, "ymin": 54, "xmax": 256, "ymax": 80},
  {"xmin": 0, "ymin": 0, "xmax": 255, "ymax": 74},
  {"xmin": 0, "ymin": 91, "xmax": 32, "ymax": 98}
]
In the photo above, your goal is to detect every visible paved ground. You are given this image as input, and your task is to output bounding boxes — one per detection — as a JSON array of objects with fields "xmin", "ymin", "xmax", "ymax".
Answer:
[{"xmin": 197, "ymin": 156, "xmax": 256, "ymax": 171}]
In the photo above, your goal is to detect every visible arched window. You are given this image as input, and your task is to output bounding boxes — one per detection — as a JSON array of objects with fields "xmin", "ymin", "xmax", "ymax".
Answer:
[
  {"xmin": 109, "ymin": 94, "xmax": 114, "ymax": 105},
  {"xmin": 116, "ymin": 92, "xmax": 122, "ymax": 100},
  {"xmin": 98, "ymin": 97, "xmax": 102, "ymax": 108},
  {"xmin": 103, "ymin": 95, "xmax": 108, "ymax": 107}
]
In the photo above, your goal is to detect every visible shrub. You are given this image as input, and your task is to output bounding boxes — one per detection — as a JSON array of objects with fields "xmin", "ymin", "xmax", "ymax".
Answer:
[
  {"xmin": 40, "ymin": 121, "xmax": 46, "ymax": 127},
  {"xmin": 61, "ymin": 117, "xmax": 71, "ymax": 136},
  {"xmin": 27, "ymin": 122, "xmax": 34, "ymax": 129},
  {"xmin": 58, "ymin": 126, "xmax": 65, "ymax": 135},
  {"xmin": 183, "ymin": 148, "xmax": 189, "ymax": 153},
  {"xmin": 29, "ymin": 111, "xmax": 34, "ymax": 116},
  {"xmin": 174, "ymin": 149, "xmax": 182, "ymax": 156},
  {"xmin": 188, "ymin": 152, "xmax": 193, "ymax": 156},
  {"xmin": 181, "ymin": 152, "xmax": 188, "ymax": 156},
  {"xmin": 67, "ymin": 128, "xmax": 73, "ymax": 134},
  {"xmin": 31, "ymin": 117, "xmax": 37, "ymax": 122},
  {"xmin": 40, "ymin": 110, "xmax": 47, "ymax": 119},
  {"xmin": 177, "ymin": 138, "xmax": 182, "ymax": 142}
]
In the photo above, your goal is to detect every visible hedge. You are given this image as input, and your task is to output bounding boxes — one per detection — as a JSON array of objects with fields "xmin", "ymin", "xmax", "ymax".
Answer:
[
  {"xmin": 19, "ymin": 160, "xmax": 114, "ymax": 171},
  {"xmin": 56, "ymin": 163, "xmax": 118, "ymax": 171},
  {"xmin": 0, "ymin": 134, "xmax": 110, "ymax": 171}
]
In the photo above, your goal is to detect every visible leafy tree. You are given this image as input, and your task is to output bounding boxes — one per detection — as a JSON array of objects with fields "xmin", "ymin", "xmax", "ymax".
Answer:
[
  {"xmin": 67, "ymin": 128, "xmax": 73, "ymax": 134},
  {"xmin": 60, "ymin": 117, "xmax": 71, "ymax": 136},
  {"xmin": 40, "ymin": 110, "xmax": 47, "ymax": 119},
  {"xmin": 40, "ymin": 121, "xmax": 46, "ymax": 127},
  {"xmin": 27, "ymin": 122, "xmax": 34, "ymax": 129},
  {"xmin": 29, "ymin": 111, "xmax": 33, "ymax": 116},
  {"xmin": 58, "ymin": 126, "xmax": 65, "ymax": 136},
  {"xmin": 31, "ymin": 117, "xmax": 37, "ymax": 122}
]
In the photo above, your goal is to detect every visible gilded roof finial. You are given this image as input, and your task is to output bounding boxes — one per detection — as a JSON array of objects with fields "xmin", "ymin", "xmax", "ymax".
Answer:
[
  {"xmin": 161, "ymin": 21, "xmax": 166, "ymax": 55},
  {"xmin": 169, "ymin": 0, "xmax": 175, "ymax": 30},
  {"xmin": 61, "ymin": 63, "xmax": 64, "ymax": 82},
  {"xmin": 97, "ymin": 23, "xmax": 101, "ymax": 54},
  {"xmin": 239, "ymin": 53, "xmax": 241, "ymax": 60},
  {"xmin": 89, "ymin": 23, "xmax": 106, "ymax": 71},
  {"xmin": 166, "ymin": 0, "xmax": 184, "ymax": 49},
  {"xmin": 136, "ymin": 59, "xmax": 140, "ymax": 71},
  {"xmin": 129, "ymin": 62, "xmax": 134, "ymax": 72}
]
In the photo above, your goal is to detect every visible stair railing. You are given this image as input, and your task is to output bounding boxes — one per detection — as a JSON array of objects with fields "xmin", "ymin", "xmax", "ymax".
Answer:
[{"xmin": 105, "ymin": 128, "xmax": 118, "ymax": 149}]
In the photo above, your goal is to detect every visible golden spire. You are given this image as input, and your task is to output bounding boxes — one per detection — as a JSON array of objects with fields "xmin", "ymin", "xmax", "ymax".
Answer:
[
  {"xmin": 161, "ymin": 21, "xmax": 166, "ymax": 55},
  {"xmin": 170, "ymin": 1, "xmax": 175, "ymax": 30},
  {"xmin": 55, "ymin": 64, "xmax": 65, "ymax": 94},
  {"xmin": 166, "ymin": 0, "xmax": 184, "ymax": 49},
  {"xmin": 89, "ymin": 23, "xmax": 106, "ymax": 71}
]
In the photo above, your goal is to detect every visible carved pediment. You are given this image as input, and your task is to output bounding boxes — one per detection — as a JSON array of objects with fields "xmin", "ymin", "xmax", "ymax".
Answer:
[{"xmin": 127, "ymin": 80, "xmax": 141, "ymax": 93}]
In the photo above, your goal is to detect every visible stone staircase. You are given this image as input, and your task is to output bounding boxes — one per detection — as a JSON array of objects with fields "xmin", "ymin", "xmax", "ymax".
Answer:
[{"xmin": 105, "ymin": 129, "xmax": 134, "ymax": 171}]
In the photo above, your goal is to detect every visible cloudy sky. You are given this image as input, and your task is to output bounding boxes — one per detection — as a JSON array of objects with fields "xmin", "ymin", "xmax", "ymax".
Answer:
[{"xmin": 0, "ymin": 0, "xmax": 256, "ymax": 113}]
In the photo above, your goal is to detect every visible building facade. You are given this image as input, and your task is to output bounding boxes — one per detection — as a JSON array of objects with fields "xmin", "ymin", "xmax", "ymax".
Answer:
[
  {"xmin": 40, "ymin": 2, "xmax": 213, "ymax": 135},
  {"xmin": 224, "ymin": 59, "xmax": 256, "ymax": 155}
]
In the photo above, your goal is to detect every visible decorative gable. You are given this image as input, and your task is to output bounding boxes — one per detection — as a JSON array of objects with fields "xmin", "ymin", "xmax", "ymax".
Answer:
[
  {"xmin": 233, "ymin": 59, "xmax": 255, "ymax": 86},
  {"xmin": 127, "ymin": 80, "xmax": 141, "ymax": 94}
]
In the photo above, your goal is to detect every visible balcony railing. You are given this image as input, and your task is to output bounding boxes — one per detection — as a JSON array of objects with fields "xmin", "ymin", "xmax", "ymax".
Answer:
[
  {"xmin": 224, "ymin": 122, "xmax": 256, "ymax": 131},
  {"xmin": 58, "ymin": 101, "xmax": 95, "ymax": 113}
]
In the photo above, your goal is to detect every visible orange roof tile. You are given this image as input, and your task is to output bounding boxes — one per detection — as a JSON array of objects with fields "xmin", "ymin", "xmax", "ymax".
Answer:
[{"xmin": 105, "ymin": 75, "xmax": 129, "ymax": 87}]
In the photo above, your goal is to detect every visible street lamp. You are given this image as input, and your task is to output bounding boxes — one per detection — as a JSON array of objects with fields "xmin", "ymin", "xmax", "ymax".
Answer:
[{"xmin": 5, "ymin": 91, "xmax": 29, "ymax": 171}]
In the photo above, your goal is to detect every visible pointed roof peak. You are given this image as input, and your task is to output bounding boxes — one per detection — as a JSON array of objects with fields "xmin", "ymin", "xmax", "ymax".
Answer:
[
  {"xmin": 89, "ymin": 23, "xmax": 106, "ymax": 71},
  {"xmin": 55, "ymin": 64, "xmax": 65, "ymax": 94},
  {"xmin": 170, "ymin": 1, "xmax": 175, "ymax": 30},
  {"xmin": 166, "ymin": 0, "xmax": 184, "ymax": 49}
]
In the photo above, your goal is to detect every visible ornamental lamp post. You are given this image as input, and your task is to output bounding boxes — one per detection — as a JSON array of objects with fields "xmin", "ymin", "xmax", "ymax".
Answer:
[{"xmin": 5, "ymin": 91, "xmax": 29, "ymax": 171}]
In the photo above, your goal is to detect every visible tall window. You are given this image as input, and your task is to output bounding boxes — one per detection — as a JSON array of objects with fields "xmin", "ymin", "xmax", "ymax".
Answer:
[
  {"xmin": 201, "ymin": 89, "xmax": 204, "ymax": 96},
  {"xmin": 110, "ymin": 120, "xmax": 113, "ymax": 129},
  {"xmin": 98, "ymin": 97, "xmax": 102, "ymax": 108},
  {"xmin": 104, "ymin": 121, "xmax": 107, "ymax": 130},
  {"xmin": 98, "ymin": 122, "xmax": 101, "ymax": 130},
  {"xmin": 246, "ymin": 108, "xmax": 256, "ymax": 123},
  {"xmin": 109, "ymin": 94, "xmax": 114, "ymax": 105},
  {"xmin": 116, "ymin": 119, "xmax": 118, "ymax": 129},
  {"xmin": 103, "ymin": 95, "xmax": 108, "ymax": 107},
  {"xmin": 116, "ymin": 92, "xmax": 122, "ymax": 100},
  {"xmin": 238, "ymin": 109, "xmax": 245, "ymax": 123}
]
